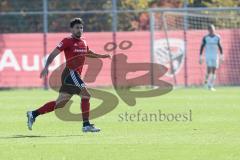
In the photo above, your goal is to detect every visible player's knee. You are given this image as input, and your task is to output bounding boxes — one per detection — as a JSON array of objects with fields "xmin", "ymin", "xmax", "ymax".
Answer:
[
  {"xmin": 81, "ymin": 88, "xmax": 91, "ymax": 99},
  {"xmin": 55, "ymin": 95, "xmax": 71, "ymax": 108},
  {"xmin": 55, "ymin": 99, "xmax": 69, "ymax": 108},
  {"xmin": 212, "ymin": 68, "xmax": 216, "ymax": 73},
  {"xmin": 81, "ymin": 93, "xmax": 91, "ymax": 99}
]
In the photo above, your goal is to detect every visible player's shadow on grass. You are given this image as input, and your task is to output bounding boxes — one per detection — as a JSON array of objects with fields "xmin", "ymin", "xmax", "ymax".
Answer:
[{"xmin": 0, "ymin": 134, "xmax": 83, "ymax": 139}]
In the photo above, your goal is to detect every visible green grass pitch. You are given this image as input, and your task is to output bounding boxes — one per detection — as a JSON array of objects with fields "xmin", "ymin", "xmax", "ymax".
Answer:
[{"xmin": 0, "ymin": 87, "xmax": 239, "ymax": 160}]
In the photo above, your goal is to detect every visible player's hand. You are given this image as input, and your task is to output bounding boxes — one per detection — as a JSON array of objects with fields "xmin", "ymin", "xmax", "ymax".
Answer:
[
  {"xmin": 199, "ymin": 56, "xmax": 203, "ymax": 65},
  {"xmin": 219, "ymin": 54, "xmax": 224, "ymax": 65},
  {"xmin": 40, "ymin": 67, "xmax": 49, "ymax": 78}
]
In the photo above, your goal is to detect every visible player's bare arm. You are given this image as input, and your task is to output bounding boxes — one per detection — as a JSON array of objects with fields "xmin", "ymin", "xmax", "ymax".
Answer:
[
  {"xmin": 40, "ymin": 48, "xmax": 61, "ymax": 78},
  {"xmin": 218, "ymin": 40, "xmax": 224, "ymax": 63},
  {"xmin": 199, "ymin": 38, "xmax": 206, "ymax": 64},
  {"xmin": 86, "ymin": 49, "xmax": 111, "ymax": 59}
]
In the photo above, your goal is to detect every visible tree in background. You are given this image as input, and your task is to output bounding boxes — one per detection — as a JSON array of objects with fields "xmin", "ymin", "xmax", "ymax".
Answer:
[
  {"xmin": 188, "ymin": 0, "xmax": 240, "ymax": 7},
  {"xmin": 187, "ymin": 0, "xmax": 240, "ymax": 29},
  {"xmin": 0, "ymin": 0, "xmax": 239, "ymax": 33}
]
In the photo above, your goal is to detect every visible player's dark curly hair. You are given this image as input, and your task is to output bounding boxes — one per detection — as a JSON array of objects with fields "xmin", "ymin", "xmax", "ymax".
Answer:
[{"xmin": 70, "ymin": 18, "xmax": 84, "ymax": 28}]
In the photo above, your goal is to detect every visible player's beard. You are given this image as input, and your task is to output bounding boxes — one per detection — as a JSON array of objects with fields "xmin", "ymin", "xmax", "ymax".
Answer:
[{"xmin": 74, "ymin": 32, "xmax": 81, "ymax": 38}]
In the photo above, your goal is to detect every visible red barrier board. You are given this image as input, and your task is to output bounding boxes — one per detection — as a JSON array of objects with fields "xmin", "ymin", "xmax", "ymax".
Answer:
[{"xmin": 0, "ymin": 30, "xmax": 239, "ymax": 88}]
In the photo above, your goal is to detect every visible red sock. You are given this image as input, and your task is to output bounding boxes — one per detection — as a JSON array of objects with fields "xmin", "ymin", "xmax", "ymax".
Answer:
[
  {"xmin": 81, "ymin": 98, "xmax": 90, "ymax": 121},
  {"xmin": 36, "ymin": 101, "xmax": 56, "ymax": 115}
]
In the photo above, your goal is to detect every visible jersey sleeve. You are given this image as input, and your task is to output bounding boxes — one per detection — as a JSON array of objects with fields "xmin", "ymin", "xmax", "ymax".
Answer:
[
  {"xmin": 56, "ymin": 38, "xmax": 69, "ymax": 51},
  {"xmin": 202, "ymin": 36, "xmax": 206, "ymax": 45},
  {"xmin": 217, "ymin": 35, "xmax": 221, "ymax": 44},
  {"xmin": 87, "ymin": 45, "xmax": 89, "ymax": 53},
  {"xmin": 82, "ymin": 38, "xmax": 89, "ymax": 53}
]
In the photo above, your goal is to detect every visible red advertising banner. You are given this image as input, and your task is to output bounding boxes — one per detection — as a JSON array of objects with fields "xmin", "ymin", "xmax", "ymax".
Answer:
[{"xmin": 0, "ymin": 30, "xmax": 239, "ymax": 88}]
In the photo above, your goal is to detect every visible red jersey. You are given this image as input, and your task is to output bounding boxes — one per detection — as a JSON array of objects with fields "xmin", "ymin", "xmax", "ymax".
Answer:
[{"xmin": 56, "ymin": 36, "xmax": 89, "ymax": 75}]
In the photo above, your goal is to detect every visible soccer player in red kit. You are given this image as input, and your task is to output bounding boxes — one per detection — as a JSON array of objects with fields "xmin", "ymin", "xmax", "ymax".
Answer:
[{"xmin": 27, "ymin": 18, "xmax": 110, "ymax": 132}]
